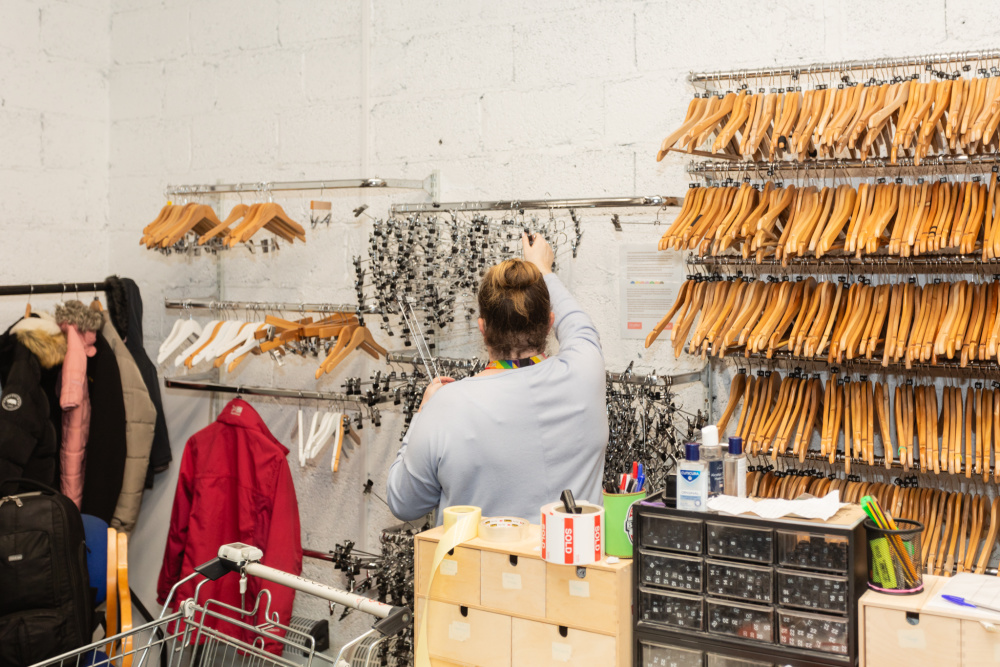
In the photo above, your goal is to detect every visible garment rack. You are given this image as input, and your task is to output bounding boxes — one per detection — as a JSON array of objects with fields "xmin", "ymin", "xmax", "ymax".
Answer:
[
  {"xmin": 0, "ymin": 282, "xmax": 110, "ymax": 296},
  {"xmin": 386, "ymin": 350, "xmax": 703, "ymax": 386},
  {"xmin": 688, "ymin": 48, "xmax": 1000, "ymax": 83},
  {"xmin": 687, "ymin": 254, "xmax": 1000, "ymax": 274},
  {"xmin": 164, "ymin": 298, "xmax": 379, "ymax": 314},
  {"xmin": 164, "ymin": 378, "xmax": 382, "ymax": 408},
  {"xmin": 165, "ymin": 174, "xmax": 439, "ymax": 198},
  {"xmin": 686, "ymin": 154, "xmax": 1000, "ymax": 175},
  {"xmin": 389, "ymin": 195, "xmax": 681, "ymax": 215}
]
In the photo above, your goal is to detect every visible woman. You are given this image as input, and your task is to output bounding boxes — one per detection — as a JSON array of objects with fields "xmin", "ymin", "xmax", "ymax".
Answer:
[{"xmin": 387, "ymin": 234, "xmax": 608, "ymax": 522}]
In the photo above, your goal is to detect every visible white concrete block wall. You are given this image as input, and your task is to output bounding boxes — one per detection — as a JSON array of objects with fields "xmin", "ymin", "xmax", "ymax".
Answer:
[{"xmin": 1, "ymin": 0, "xmax": 999, "ymax": 657}]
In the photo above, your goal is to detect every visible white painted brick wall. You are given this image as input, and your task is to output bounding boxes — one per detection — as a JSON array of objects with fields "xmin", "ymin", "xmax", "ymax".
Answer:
[{"xmin": 5, "ymin": 0, "xmax": 1000, "ymax": 657}]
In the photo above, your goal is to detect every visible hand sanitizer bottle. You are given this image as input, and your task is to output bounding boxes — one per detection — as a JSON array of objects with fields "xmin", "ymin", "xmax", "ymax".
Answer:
[
  {"xmin": 724, "ymin": 436, "xmax": 748, "ymax": 498},
  {"xmin": 677, "ymin": 442, "xmax": 708, "ymax": 511},
  {"xmin": 701, "ymin": 425, "xmax": 724, "ymax": 498}
]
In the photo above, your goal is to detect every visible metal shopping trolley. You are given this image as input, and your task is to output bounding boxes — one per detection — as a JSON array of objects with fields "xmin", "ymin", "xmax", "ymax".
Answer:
[{"xmin": 31, "ymin": 543, "xmax": 412, "ymax": 667}]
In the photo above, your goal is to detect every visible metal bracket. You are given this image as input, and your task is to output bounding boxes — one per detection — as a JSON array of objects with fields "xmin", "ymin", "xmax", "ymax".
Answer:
[{"xmin": 425, "ymin": 170, "xmax": 441, "ymax": 201}]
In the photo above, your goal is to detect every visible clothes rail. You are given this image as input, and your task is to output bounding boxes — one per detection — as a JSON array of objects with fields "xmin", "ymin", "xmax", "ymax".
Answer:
[
  {"xmin": 769, "ymin": 450, "xmax": 999, "ymax": 478},
  {"xmin": 688, "ymin": 48, "xmax": 1000, "ymax": 83},
  {"xmin": 730, "ymin": 352, "xmax": 1000, "ymax": 381},
  {"xmin": 165, "ymin": 173, "xmax": 439, "ymax": 197},
  {"xmin": 686, "ymin": 154, "xmax": 1000, "ymax": 175},
  {"xmin": 389, "ymin": 195, "xmax": 682, "ymax": 215},
  {"xmin": 164, "ymin": 378, "xmax": 383, "ymax": 406},
  {"xmin": 0, "ymin": 282, "xmax": 110, "ymax": 296},
  {"xmin": 687, "ymin": 254, "xmax": 1000, "ymax": 275},
  {"xmin": 164, "ymin": 298, "xmax": 380, "ymax": 314},
  {"xmin": 386, "ymin": 350, "xmax": 703, "ymax": 386}
]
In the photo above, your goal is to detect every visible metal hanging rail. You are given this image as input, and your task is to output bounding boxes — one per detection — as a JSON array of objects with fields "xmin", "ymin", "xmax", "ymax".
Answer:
[
  {"xmin": 164, "ymin": 174, "xmax": 439, "ymax": 198},
  {"xmin": 386, "ymin": 350, "xmax": 703, "ymax": 386},
  {"xmin": 686, "ymin": 154, "xmax": 1000, "ymax": 175},
  {"xmin": 723, "ymin": 352, "xmax": 1000, "ymax": 381},
  {"xmin": 688, "ymin": 48, "xmax": 1000, "ymax": 83},
  {"xmin": 164, "ymin": 298, "xmax": 379, "ymax": 314},
  {"xmin": 0, "ymin": 282, "xmax": 110, "ymax": 296},
  {"xmin": 687, "ymin": 254, "xmax": 1000, "ymax": 275},
  {"xmin": 768, "ymin": 450, "xmax": 997, "ymax": 478},
  {"xmin": 389, "ymin": 195, "xmax": 681, "ymax": 215},
  {"xmin": 164, "ymin": 378, "xmax": 379, "ymax": 406}
]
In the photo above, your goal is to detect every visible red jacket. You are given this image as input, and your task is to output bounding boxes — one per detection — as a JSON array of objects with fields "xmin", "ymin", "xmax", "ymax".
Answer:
[{"xmin": 157, "ymin": 398, "xmax": 302, "ymax": 655}]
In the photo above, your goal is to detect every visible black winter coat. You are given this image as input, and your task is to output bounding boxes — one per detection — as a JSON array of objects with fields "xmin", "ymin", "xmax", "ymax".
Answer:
[
  {"xmin": 80, "ymin": 332, "xmax": 126, "ymax": 523},
  {"xmin": 0, "ymin": 328, "xmax": 57, "ymax": 486}
]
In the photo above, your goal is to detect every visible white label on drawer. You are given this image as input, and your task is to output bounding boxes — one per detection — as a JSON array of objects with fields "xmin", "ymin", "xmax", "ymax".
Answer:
[
  {"xmin": 569, "ymin": 581, "xmax": 590, "ymax": 598},
  {"xmin": 502, "ymin": 573, "xmax": 522, "ymax": 590},
  {"xmin": 448, "ymin": 621, "xmax": 470, "ymax": 642},
  {"xmin": 897, "ymin": 628, "xmax": 926, "ymax": 650},
  {"xmin": 996, "ymin": 644, "xmax": 1000, "ymax": 661},
  {"xmin": 440, "ymin": 559, "xmax": 458, "ymax": 576},
  {"xmin": 551, "ymin": 641, "xmax": 573, "ymax": 662}
]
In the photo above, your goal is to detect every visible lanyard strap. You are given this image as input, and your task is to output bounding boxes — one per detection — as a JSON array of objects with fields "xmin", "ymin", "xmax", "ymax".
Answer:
[{"xmin": 485, "ymin": 354, "xmax": 548, "ymax": 370}]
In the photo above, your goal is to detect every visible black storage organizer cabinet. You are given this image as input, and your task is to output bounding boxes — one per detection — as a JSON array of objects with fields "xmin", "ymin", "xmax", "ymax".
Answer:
[{"xmin": 633, "ymin": 492, "xmax": 867, "ymax": 667}]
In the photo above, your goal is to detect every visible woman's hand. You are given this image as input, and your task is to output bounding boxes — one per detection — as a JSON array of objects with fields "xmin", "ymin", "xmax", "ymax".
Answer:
[
  {"xmin": 522, "ymin": 233, "xmax": 554, "ymax": 275},
  {"xmin": 418, "ymin": 376, "xmax": 455, "ymax": 412}
]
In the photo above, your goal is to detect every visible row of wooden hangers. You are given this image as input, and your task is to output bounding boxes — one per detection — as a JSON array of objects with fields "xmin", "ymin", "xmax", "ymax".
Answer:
[
  {"xmin": 141, "ymin": 201, "xmax": 307, "ymax": 249},
  {"xmin": 750, "ymin": 471, "xmax": 1000, "ymax": 577},
  {"xmin": 158, "ymin": 311, "xmax": 386, "ymax": 377},
  {"xmin": 657, "ymin": 177, "xmax": 1000, "ymax": 260},
  {"xmin": 648, "ymin": 276, "xmax": 1000, "ymax": 371},
  {"xmin": 658, "ymin": 73, "xmax": 1000, "ymax": 163},
  {"xmin": 718, "ymin": 369, "xmax": 1000, "ymax": 479}
]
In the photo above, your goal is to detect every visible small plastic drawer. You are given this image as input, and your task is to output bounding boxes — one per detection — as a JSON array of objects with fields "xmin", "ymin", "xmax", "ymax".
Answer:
[
  {"xmin": 706, "ymin": 523, "xmax": 773, "ymax": 563},
  {"xmin": 705, "ymin": 560, "xmax": 773, "ymax": 603},
  {"xmin": 640, "ymin": 640, "xmax": 704, "ymax": 667},
  {"xmin": 776, "ymin": 568, "xmax": 849, "ymax": 614},
  {"xmin": 778, "ymin": 608, "xmax": 850, "ymax": 655},
  {"xmin": 776, "ymin": 531, "xmax": 849, "ymax": 573},
  {"xmin": 706, "ymin": 654, "xmax": 774, "ymax": 667},
  {"xmin": 640, "ymin": 550, "xmax": 703, "ymax": 592},
  {"xmin": 639, "ymin": 588, "xmax": 704, "ymax": 631},
  {"xmin": 641, "ymin": 515, "xmax": 703, "ymax": 554},
  {"xmin": 706, "ymin": 598, "xmax": 774, "ymax": 643}
]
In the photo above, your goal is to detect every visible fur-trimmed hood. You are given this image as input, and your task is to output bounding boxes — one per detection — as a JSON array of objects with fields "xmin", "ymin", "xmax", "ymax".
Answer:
[
  {"xmin": 55, "ymin": 300, "xmax": 104, "ymax": 333},
  {"xmin": 15, "ymin": 326, "xmax": 66, "ymax": 369}
]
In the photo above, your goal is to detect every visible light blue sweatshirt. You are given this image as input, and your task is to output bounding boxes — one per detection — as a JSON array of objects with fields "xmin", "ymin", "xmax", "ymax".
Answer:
[{"xmin": 386, "ymin": 273, "xmax": 608, "ymax": 524}]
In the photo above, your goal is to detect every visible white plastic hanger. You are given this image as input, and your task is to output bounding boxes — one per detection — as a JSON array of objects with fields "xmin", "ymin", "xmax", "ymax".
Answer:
[
  {"xmin": 174, "ymin": 319, "xmax": 220, "ymax": 367},
  {"xmin": 158, "ymin": 316, "xmax": 202, "ymax": 364},
  {"xmin": 192, "ymin": 320, "xmax": 248, "ymax": 366},
  {"xmin": 222, "ymin": 323, "xmax": 268, "ymax": 369}
]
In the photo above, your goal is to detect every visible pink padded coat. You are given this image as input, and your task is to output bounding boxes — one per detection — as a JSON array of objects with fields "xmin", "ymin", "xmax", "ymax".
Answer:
[{"xmin": 59, "ymin": 323, "xmax": 96, "ymax": 507}]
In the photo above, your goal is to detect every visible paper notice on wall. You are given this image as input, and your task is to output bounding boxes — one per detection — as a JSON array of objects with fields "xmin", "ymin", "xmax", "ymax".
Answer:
[{"xmin": 619, "ymin": 244, "xmax": 687, "ymax": 339}]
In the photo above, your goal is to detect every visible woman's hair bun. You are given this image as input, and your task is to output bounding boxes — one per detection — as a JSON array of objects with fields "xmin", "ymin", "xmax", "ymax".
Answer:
[{"xmin": 496, "ymin": 258, "xmax": 540, "ymax": 290}]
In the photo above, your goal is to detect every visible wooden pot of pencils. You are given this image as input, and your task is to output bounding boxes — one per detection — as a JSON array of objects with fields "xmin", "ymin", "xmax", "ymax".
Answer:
[{"xmin": 863, "ymin": 518, "xmax": 924, "ymax": 595}]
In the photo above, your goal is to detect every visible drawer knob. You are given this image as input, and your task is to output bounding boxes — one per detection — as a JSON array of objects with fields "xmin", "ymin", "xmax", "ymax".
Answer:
[
  {"xmin": 460, "ymin": 606, "xmax": 469, "ymax": 618},
  {"xmin": 558, "ymin": 626, "xmax": 568, "ymax": 638},
  {"xmin": 509, "ymin": 555, "xmax": 518, "ymax": 567},
  {"xmin": 906, "ymin": 612, "xmax": 920, "ymax": 626},
  {"xmin": 576, "ymin": 566, "xmax": 587, "ymax": 579}
]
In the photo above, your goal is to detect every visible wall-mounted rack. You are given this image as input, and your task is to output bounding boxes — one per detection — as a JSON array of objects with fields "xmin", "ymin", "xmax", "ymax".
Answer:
[
  {"xmin": 767, "ymin": 449, "xmax": 998, "ymax": 479},
  {"xmin": 0, "ymin": 281, "xmax": 111, "ymax": 296},
  {"xmin": 687, "ymin": 254, "xmax": 1000, "ymax": 275},
  {"xmin": 387, "ymin": 350, "xmax": 704, "ymax": 387},
  {"xmin": 730, "ymin": 352, "xmax": 1000, "ymax": 381},
  {"xmin": 164, "ymin": 378, "xmax": 382, "ymax": 408},
  {"xmin": 389, "ymin": 195, "xmax": 681, "ymax": 215},
  {"xmin": 164, "ymin": 298, "xmax": 379, "ymax": 315},
  {"xmin": 165, "ymin": 173, "xmax": 439, "ymax": 199},
  {"xmin": 688, "ymin": 48, "xmax": 1000, "ymax": 83},
  {"xmin": 686, "ymin": 154, "xmax": 1000, "ymax": 175}
]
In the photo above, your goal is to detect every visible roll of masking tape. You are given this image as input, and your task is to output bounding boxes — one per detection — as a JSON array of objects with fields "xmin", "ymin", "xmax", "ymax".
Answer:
[
  {"xmin": 540, "ymin": 501, "xmax": 605, "ymax": 566},
  {"xmin": 478, "ymin": 517, "xmax": 529, "ymax": 543},
  {"xmin": 416, "ymin": 506, "xmax": 482, "ymax": 667}
]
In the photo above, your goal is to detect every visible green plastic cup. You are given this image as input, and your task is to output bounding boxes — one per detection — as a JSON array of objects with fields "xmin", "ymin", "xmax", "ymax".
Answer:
[{"xmin": 602, "ymin": 490, "xmax": 647, "ymax": 558}]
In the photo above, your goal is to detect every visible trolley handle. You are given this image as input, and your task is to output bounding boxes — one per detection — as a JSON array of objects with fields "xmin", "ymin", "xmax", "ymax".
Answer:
[{"xmin": 210, "ymin": 543, "xmax": 412, "ymax": 637}]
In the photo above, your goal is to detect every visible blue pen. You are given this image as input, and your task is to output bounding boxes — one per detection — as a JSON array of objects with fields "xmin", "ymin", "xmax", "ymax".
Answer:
[
  {"xmin": 636, "ymin": 464, "xmax": 645, "ymax": 492},
  {"xmin": 942, "ymin": 595, "xmax": 1000, "ymax": 615}
]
